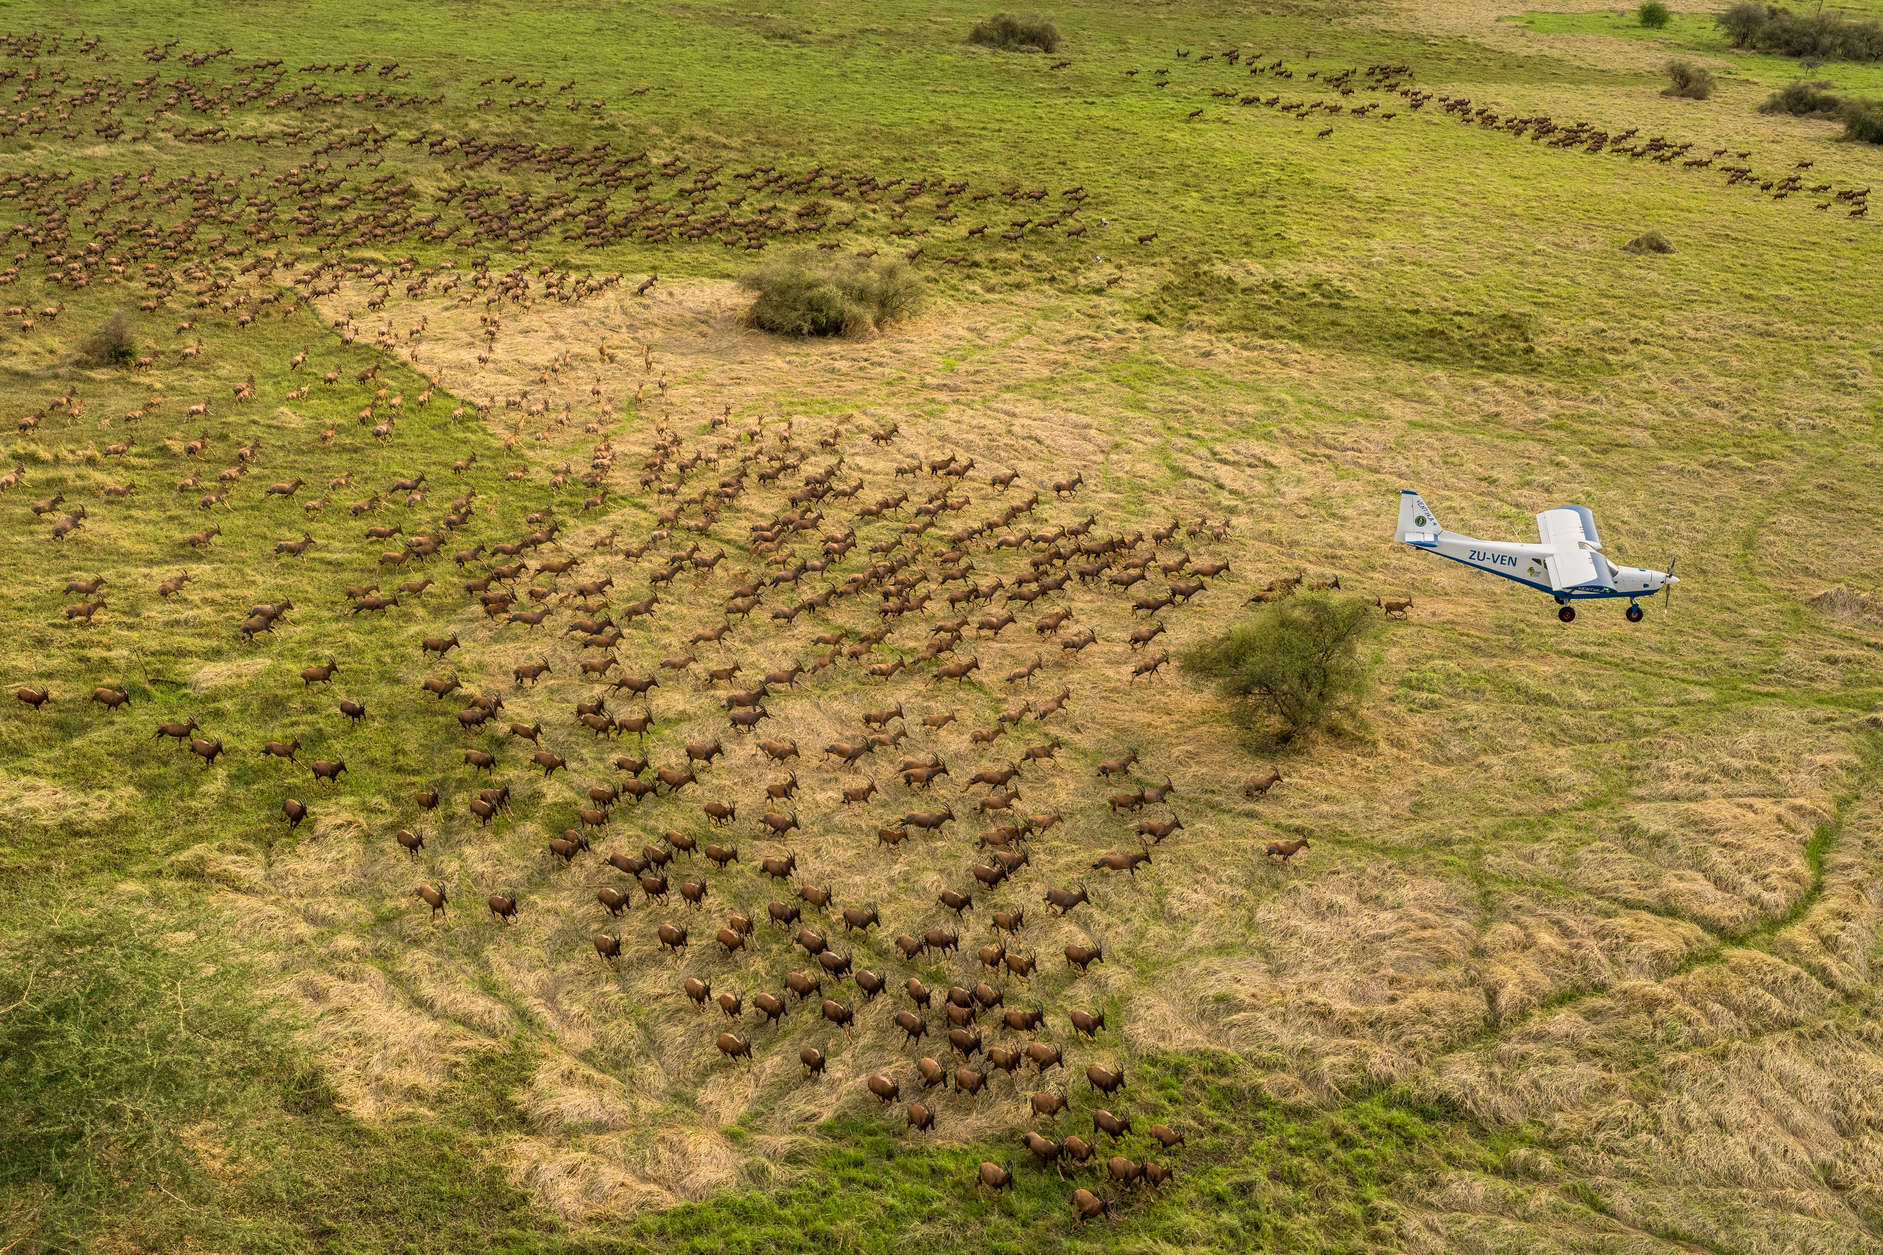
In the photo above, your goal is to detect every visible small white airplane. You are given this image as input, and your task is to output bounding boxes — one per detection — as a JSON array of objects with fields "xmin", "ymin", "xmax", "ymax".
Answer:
[{"xmin": 1395, "ymin": 490, "xmax": 1677, "ymax": 622}]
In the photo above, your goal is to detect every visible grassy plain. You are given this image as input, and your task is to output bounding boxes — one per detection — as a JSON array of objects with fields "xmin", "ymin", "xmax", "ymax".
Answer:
[{"xmin": 2, "ymin": 0, "xmax": 1882, "ymax": 1252}]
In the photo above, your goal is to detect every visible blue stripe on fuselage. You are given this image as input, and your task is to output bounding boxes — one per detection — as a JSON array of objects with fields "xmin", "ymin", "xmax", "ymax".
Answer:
[{"xmin": 1406, "ymin": 541, "xmax": 1634, "ymax": 600}]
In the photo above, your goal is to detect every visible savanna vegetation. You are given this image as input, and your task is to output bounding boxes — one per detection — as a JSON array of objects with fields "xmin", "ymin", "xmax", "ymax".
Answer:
[
  {"xmin": 0, "ymin": 1, "xmax": 1880, "ymax": 1253},
  {"xmin": 1761, "ymin": 79, "xmax": 1883, "ymax": 141},
  {"xmin": 1718, "ymin": 1, "xmax": 1883, "ymax": 60}
]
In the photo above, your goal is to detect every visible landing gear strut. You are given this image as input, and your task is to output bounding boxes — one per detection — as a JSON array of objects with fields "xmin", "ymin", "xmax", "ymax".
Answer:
[
  {"xmin": 1625, "ymin": 602, "xmax": 1644, "ymax": 623},
  {"xmin": 1557, "ymin": 604, "xmax": 1576, "ymax": 623}
]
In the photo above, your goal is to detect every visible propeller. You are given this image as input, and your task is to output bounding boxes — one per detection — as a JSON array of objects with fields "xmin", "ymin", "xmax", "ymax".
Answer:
[{"xmin": 1662, "ymin": 558, "xmax": 1677, "ymax": 613}]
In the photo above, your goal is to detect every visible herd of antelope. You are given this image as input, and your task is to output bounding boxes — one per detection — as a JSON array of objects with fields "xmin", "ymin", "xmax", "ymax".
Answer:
[
  {"xmin": 0, "ymin": 27, "xmax": 1440, "ymax": 1230},
  {"xmin": 1149, "ymin": 50, "xmax": 1871, "ymax": 220},
  {"xmin": 10, "ymin": 368, "xmax": 1335, "ymax": 1215},
  {"xmin": 4, "ymin": 311, "xmax": 1382, "ymax": 1218},
  {"xmin": 0, "ymin": 28, "xmax": 1128, "ymax": 341}
]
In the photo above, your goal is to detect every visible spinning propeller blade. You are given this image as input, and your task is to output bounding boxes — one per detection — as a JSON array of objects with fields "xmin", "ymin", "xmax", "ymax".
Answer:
[{"xmin": 1663, "ymin": 558, "xmax": 1677, "ymax": 613}]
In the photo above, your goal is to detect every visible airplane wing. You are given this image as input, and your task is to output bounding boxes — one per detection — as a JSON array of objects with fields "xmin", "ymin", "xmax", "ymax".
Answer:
[
  {"xmin": 1537, "ymin": 505, "xmax": 1612, "ymax": 591},
  {"xmin": 1536, "ymin": 506, "xmax": 1602, "ymax": 550},
  {"xmin": 1543, "ymin": 548, "xmax": 1613, "ymax": 593}
]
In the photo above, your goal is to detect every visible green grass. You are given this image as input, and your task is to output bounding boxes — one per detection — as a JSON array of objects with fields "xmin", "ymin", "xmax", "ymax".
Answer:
[
  {"xmin": 0, "ymin": 901, "xmax": 572, "ymax": 1253},
  {"xmin": 631, "ymin": 1073, "xmax": 1528, "ymax": 1255}
]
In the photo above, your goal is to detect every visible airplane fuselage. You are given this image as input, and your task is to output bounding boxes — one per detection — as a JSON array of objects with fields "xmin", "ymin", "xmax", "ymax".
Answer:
[{"xmin": 1412, "ymin": 534, "xmax": 1669, "ymax": 600}]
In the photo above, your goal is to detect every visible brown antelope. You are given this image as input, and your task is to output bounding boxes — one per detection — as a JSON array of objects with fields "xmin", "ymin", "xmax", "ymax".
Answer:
[
  {"xmin": 1266, "ymin": 837, "xmax": 1311, "ymax": 861},
  {"xmin": 1092, "ymin": 848, "xmax": 1151, "ymax": 875},
  {"xmin": 1044, "ymin": 883, "xmax": 1089, "ymax": 915},
  {"xmin": 1138, "ymin": 816, "xmax": 1184, "ymax": 843},
  {"xmin": 1244, "ymin": 768, "xmax": 1282, "ymax": 798},
  {"xmin": 1022, "ymin": 1130, "xmax": 1063, "ymax": 1174},
  {"xmin": 1026, "ymin": 1042, "xmax": 1064, "ymax": 1074},
  {"xmin": 1106, "ymin": 1156, "xmax": 1142, "ymax": 1188},
  {"xmin": 415, "ymin": 884, "xmax": 448, "ymax": 918},
  {"xmin": 976, "ymin": 1161, "xmax": 1013, "ymax": 1199}
]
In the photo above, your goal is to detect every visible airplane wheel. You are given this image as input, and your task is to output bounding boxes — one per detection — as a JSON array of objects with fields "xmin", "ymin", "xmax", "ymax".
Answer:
[
  {"xmin": 1558, "ymin": 605, "xmax": 1576, "ymax": 623},
  {"xmin": 1626, "ymin": 604, "xmax": 1644, "ymax": 623}
]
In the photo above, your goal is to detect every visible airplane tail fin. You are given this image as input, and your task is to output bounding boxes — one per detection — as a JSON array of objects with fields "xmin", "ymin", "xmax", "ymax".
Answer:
[{"xmin": 1396, "ymin": 491, "xmax": 1442, "ymax": 543}]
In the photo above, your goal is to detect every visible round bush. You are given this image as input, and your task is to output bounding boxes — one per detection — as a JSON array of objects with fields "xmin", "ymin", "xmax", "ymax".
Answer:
[
  {"xmin": 969, "ymin": 13, "xmax": 1061, "ymax": 53},
  {"xmin": 1844, "ymin": 99, "xmax": 1883, "ymax": 143},
  {"xmin": 1180, "ymin": 594, "xmax": 1376, "ymax": 742},
  {"xmin": 1662, "ymin": 59, "xmax": 1715, "ymax": 99},
  {"xmin": 741, "ymin": 252, "xmax": 924, "ymax": 338},
  {"xmin": 1623, "ymin": 229, "xmax": 1676, "ymax": 254},
  {"xmin": 1638, "ymin": 1, "xmax": 1672, "ymax": 29},
  {"xmin": 1762, "ymin": 80, "xmax": 1843, "ymax": 115},
  {"xmin": 77, "ymin": 310, "xmax": 138, "ymax": 367}
]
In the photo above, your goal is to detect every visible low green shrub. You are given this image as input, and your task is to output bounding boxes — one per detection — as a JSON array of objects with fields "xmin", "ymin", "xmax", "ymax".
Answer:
[
  {"xmin": 1624, "ymin": 229, "xmax": 1677, "ymax": 254},
  {"xmin": 1181, "ymin": 594, "xmax": 1376, "ymax": 742},
  {"xmin": 1639, "ymin": 1, "xmax": 1672, "ymax": 29},
  {"xmin": 969, "ymin": 12, "xmax": 1061, "ymax": 52},
  {"xmin": 1663, "ymin": 59, "xmax": 1716, "ymax": 98},
  {"xmin": 1758, "ymin": 80, "xmax": 1883, "ymax": 143},
  {"xmin": 740, "ymin": 251, "xmax": 923, "ymax": 337},
  {"xmin": 76, "ymin": 309, "xmax": 137, "ymax": 367},
  {"xmin": 1844, "ymin": 98, "xmax": 1883, "ymax": 143},
  {"xmin": 1761, "ymin": 79, "xmax": 1843, "ymax": 115}
]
